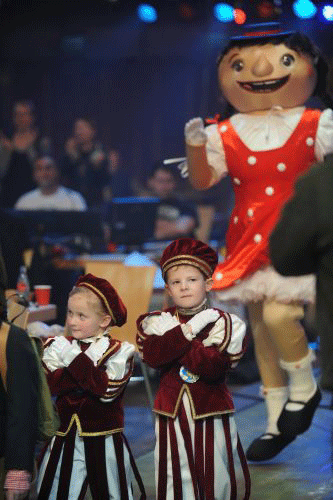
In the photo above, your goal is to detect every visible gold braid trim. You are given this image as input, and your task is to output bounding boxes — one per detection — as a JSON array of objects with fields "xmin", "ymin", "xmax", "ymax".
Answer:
[
  {"xmin": 162, "ymin": 255, "xmax": 212, "ymax": 279},
  {"xmin": 97, "ymin": 341, "xmax": 120, "ymax": 367},
  {"xmin": 55, "ymin": 414, "xmax": 124, "ymax": 437},
  {"xmin": 153, "ymin": 385, "xmax": 235, "ymax": 420},
  {"xmin": 218, "ymin": 312, "xmax": 232, "ymax": 353}
]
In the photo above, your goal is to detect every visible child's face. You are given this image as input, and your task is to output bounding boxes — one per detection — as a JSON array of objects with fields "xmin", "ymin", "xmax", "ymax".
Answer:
[
  {"xmin": 218, "ymin": 42, "xmax": 317, "ymax": 112},
  {"xmin": 66, "ymin": 293, "xmax": 110, "ymax": 340},
  {"xmin": 165, "ymin": 264, "xmax": 212, "ymax": 310}
]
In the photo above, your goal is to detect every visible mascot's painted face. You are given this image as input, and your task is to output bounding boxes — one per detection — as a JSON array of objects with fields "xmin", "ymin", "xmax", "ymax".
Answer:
[{"xmin": 218, "ymin": 42, "xmax": 317, "ymax": 113}]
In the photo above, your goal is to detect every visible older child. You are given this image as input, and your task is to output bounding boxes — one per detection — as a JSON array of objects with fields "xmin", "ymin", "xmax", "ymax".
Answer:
[
  {"xmin": 137, "ymin": 238, "xmax": 251, "ymax": 500},
  {"xmin": 37, "ymin": 273, "xmax": 145, "ymax": 500}
]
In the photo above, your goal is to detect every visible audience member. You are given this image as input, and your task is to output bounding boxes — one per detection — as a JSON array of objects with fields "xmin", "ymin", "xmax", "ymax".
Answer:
[
  {"xmin": 269, "ymin": 153, "xmax": 333, "ymax": 394},
  {"xmin": 61, "ymin": 117, "xmax": 112, "ymax": 208},
  {"xmin": 0, "ymin": 245, "xmax": 39, "ymax": 500},
  {"xmin": 144, "ymin": 163, "xmax": 198, "ymax": 241},
  {"xmin": 0, "ymin": 100, "xmax": 52, "ymax": 208},
  {"xmin": 14, "ymin": 155, "xmax": 87, "ymax": 211}
]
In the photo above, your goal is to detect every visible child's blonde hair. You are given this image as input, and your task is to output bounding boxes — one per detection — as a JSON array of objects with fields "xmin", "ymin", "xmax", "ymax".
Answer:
[{"xmin": 69, "ymin": 286, "xmax": 111, "ymax": 324}]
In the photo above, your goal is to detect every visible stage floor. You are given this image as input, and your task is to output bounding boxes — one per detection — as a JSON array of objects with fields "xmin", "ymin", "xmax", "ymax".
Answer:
[{"xmin": 124, "ymin": 370, "xmax": 333, "ymax": 500}]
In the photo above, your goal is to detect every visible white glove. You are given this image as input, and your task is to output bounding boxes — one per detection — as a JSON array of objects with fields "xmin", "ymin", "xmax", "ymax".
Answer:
[
  {"xmin": 185, "ymin": 118, "xmax": 208, "ymax": 147},
  {"xmin": 52, "ymin": 336, "xmax": 71, "ymax": 356},
  {"xmin": 61, "ymin": 341, "xmax": 81, "ymax": 366},
  {"xmin": 85, "ymin": 336, "xmax": 110, "ymax": 365},
  {"xmin": 187, "ymin": 309, "xmax": 220, "ymax": 337},
  {"xmin": 203, "ymin": 318, "xmax": 225, "ymax": 347},
  {"xmin": 143, "ymin": 312, "xmax": 179, "ymax": 336},
  {"xmin": 177, "ymin": 161, "xmax": 189, "ymax": 179}
]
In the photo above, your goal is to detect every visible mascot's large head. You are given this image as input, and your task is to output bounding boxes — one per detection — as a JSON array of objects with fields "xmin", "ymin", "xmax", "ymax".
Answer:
[{"xmin": 217, "ymin": 24, "xmax": 328, "ymax": 113}]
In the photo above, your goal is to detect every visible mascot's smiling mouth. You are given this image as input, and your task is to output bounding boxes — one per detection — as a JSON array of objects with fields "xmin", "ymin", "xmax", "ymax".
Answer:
[{"xmin": 238, "ymin": 74, "xmax": 289, "ymax": 93}]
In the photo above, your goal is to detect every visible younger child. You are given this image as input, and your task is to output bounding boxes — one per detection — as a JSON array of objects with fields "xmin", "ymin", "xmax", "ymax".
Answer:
[
  {"xmin": 136, "ymin": 238, "xmax": 251, "ymax": 500},
  {"xmin": 37, "ymin": 273, "xmax": 145, "ymax": 500}
]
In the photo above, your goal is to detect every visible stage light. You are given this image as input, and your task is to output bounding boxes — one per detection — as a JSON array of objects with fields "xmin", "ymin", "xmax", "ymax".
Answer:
[
  {"xmin": 213, "ymin": 3, "xmax": 234, "ymax": 22},
  {"xmin": 292, "ymin": 0, "xmax": 317, "ymax": 19},
  {"xmin": 322, "ymin": 4, "xmax": 333, "ymax": 20},
  {"xmin": 137, "ymin": 3, "xmax": 158, "ymax": 23},
  {"xmin": 234, "ymin": 7, "xmax": 246, "ymax": 24},
  {"xmin": 257, "ymin": 1, "xmax": 275, "ymax": 18}
]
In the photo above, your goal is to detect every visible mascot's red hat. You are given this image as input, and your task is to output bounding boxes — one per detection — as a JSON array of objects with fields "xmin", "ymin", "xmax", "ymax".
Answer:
[
  {"xmin": 160, "ymin": 238, "xmax": 218, "ymax": 281},
  {"xmin": 75, "ymin": 273, "xmax": 127, "ymax": 327}
]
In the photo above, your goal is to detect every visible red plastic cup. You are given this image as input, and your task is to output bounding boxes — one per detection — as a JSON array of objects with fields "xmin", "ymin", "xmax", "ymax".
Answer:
[{"xmin": 34, "ymin": 285, "xmax": 52, "ymax": 306}]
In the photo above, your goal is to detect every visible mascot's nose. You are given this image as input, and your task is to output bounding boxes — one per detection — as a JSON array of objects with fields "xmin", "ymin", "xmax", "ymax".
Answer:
[{"xmin": 252, "ymin": 55, "xmax": 274, "ymax": 78}]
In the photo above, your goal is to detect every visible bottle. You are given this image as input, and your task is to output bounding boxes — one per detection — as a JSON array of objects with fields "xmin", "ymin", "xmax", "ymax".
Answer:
[{"xmin": 16, "ymin": 265, "xmax": 30, "ymax": 303}]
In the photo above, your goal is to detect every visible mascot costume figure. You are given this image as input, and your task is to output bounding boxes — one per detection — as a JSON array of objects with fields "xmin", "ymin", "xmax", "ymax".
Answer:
[{"xmin": 184, "ymin": 24, "xmax": 333, "ymax": 461}]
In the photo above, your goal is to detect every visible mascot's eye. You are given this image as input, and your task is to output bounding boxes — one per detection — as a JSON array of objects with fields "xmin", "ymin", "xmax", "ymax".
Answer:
[
  {"xmin": 280, "ymin": 54, "xmax": 295, "ymax": 67},
  {"xmin": 231, "ymin": 60, "xmax": 244, "ymax": 72}
]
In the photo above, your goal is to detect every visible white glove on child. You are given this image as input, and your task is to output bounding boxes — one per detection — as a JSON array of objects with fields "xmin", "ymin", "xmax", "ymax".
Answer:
[
  {"xmin": 187, "ymin": 309, "xmax": 220, "ymax": 337},
  {"xmin": 203, "ymin": 318, "xmax": 226, "ymax": 347},
  {"xmin": 185, "ymin": 118, "xmax": 208, "ymax": 147},
  {"xmin": 52, "ymin": 336, "xmax": 71, "ymax": 358},
  {"xmin": 143, "ymin": 312, "xmax": 180, "ymax": 336},
  {"xmin": 85, "ymin": 336, "xmax": 110, "ymax": 365},
  {"xmin": 61, "ymin": 340, "xmax": 82, "ymax": 367}
]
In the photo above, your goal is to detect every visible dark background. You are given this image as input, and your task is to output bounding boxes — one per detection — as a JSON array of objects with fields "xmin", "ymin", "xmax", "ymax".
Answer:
[{"xmin": 0, "ymin": 0, "xmax": 332, "ymax": 186}]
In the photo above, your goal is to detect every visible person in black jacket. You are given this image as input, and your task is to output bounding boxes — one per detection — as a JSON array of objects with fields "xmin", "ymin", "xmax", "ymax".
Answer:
[
  {"xmin": 269, "ymin": 153, "xmax": 333, "ymax": 394},
  {"xmin": 0, "ymin": 246, "xmax": 39, "ymax": 500}
]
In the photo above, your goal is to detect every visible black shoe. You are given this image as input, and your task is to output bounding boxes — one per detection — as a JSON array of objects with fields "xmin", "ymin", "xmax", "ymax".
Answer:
[
  {"xmin": 277, "ymin": 386, "xmax": 322, "ymax": 437},
  {"xmin": 246, "ymin": 433, "xmax": 296, "ymax": 462}
]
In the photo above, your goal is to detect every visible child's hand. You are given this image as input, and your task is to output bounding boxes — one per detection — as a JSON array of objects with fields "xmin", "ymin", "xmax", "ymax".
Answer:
[
  {"xmin": 143, "ymin": 312, "xmax": 179, "ymax": 336},
  {"xmin": 203, "ymin": 318, "xmax": 225, "ymax": 347},
  {"xmin": 52, "ymin": 336, "xmax": 71, "ymax": 357},
  {"xmin": 187, "ymin": 309, "xmax": 220, "ymax": 336},
  {"xmin": 85, "ymin": 337, "xmax": 110, "ymax": 365}
]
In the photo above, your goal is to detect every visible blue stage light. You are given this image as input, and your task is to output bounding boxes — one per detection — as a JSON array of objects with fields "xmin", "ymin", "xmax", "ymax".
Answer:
[
  {"xmin": 213, "ymin": 3, "xmax": 234, "ymax": 22},
  {"xmin": 137, "ymin": 3, "xmax": 158, "ymax": 23},
  {"xmin": 322, "ymin": 4, "xmax": 333, "ymax": 20},
  {"xmin": 292, "ymin": 0, "xmax": 317, "ymax": 19}
]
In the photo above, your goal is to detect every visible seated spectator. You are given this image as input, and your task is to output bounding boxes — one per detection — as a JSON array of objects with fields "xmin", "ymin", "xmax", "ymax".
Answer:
[
  {"xmin": 144, "ymin": 163, "xmax": 198, "ymax": 241},
  {"xmin": 0, "ymin": 100, "xmax": 52, "ymax": 208},
  {"xmin": 61, "ymin": 117, "xmax": 112, "ymax": 208},
  {"xmin": 14, "ymin": 155, "xmax": 87, "ymax": 211}
]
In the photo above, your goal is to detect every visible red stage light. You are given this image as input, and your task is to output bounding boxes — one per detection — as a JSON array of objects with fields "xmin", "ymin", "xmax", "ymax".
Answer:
[{"xmin": 234, "ymin": 7, "xmax": 247, "ymax": 24}]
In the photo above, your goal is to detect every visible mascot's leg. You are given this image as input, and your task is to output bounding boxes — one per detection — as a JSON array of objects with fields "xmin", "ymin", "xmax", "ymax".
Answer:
[
  {"xmin": 262, "ymin": 300, "xmax": 321, "ymax": 437},
  {"xmin": 246, "ymin": 301, "xmax": 294, "ymax": 461}
]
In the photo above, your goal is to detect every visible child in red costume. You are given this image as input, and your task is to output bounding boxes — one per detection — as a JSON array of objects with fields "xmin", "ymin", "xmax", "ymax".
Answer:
[
  {"xmin": 37, "ymin": 273, "xmax": 145, "ymax": 500},
  {"xmin": 137, "ymin": 238, "xmax": 251, "ymax": 500},
  {"xmin": 184, "ymin": 26, "xmax": 333, "ymax": 461}
]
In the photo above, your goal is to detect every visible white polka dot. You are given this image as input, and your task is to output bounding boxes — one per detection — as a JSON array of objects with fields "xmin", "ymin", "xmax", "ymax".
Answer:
[
  {"xmin": 306, "ymin": 137, "xmax": 314, "ymax": 146},
  {"xmin": 233, "ymin": 216, "xmax": 238, "ymax": 224},
  {"xmin": 220, "ymin": 124, "xmax": 228, "ymax": 133},
  {"xmin": 248, "ymin": 156, "xmax": 257, "ymax": 165},
  {"xmin": 235, "ymin": 279, "xmax": 241, "ymax": 284},
  {"xmin": 215, "ymin": 272, "xmax": 223, "ymax": 280},
  {"xmin": 247, "ymin": 208, "xmax": 254, "ymax": 217},
  {"xmin": 233, "ymin": 177, "xmax": 241, "ymax": 185},
  {"xmin": 265, "ymin": 186, "xmax": 274, "ymax": 196},
  {"xmin": 277, "ymin": 163, "xmax": 286, "ymax": 172},
  {"xmin": 254, "ymin": 233, "xmax": 262, "ymax": 243}
]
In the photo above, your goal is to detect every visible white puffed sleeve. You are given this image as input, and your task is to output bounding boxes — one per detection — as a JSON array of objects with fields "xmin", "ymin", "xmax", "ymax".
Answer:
[
  {"xmin": 100, "ymin": 341, "xmax": 135, "ymax": 403},
  {"xmin": 42, "ymin": 336, "xmax": 71, "ymax": 372},
  {"xmin": 205, "ymin": 123, "xmax": 228, "ymax": 182},
  {"xmin": 104, "ymin": 341, "xmax": 135, "ymax": 380},
  {"xmin": 227, "ymin": 314, "xmax": 247, "ymax": 355},
  {"xmin": 315, "ymin": 108, "xmax": 333, "ymax": 161}
]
